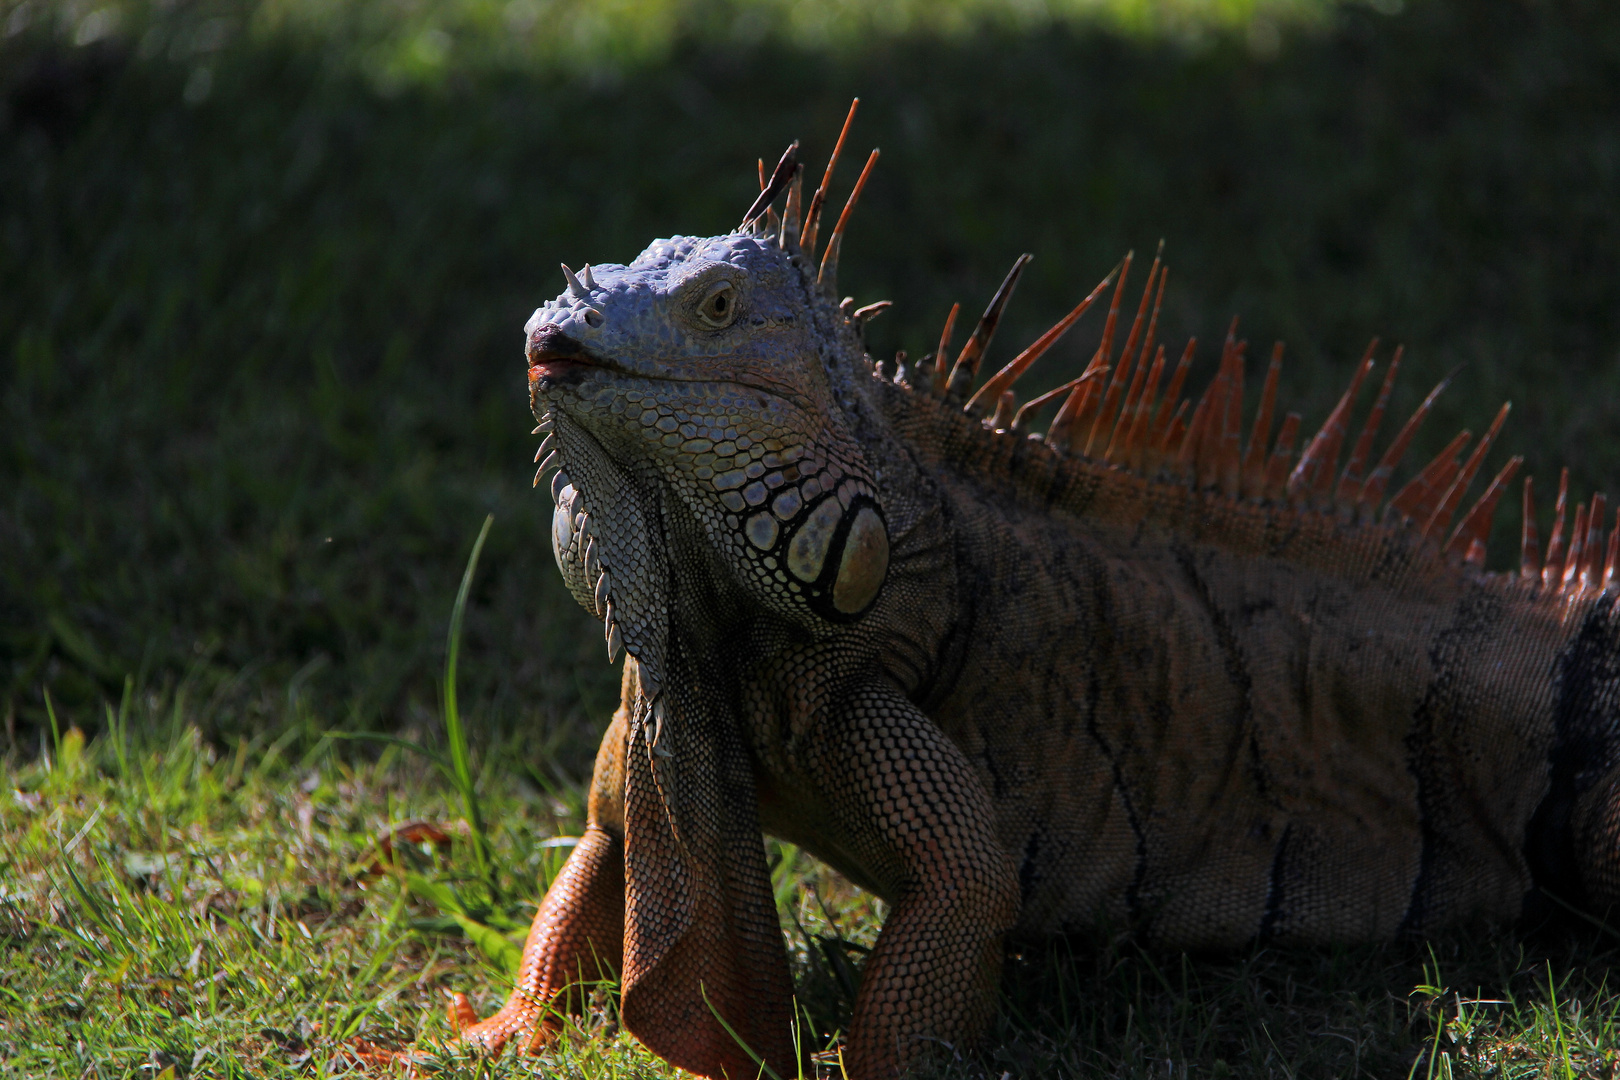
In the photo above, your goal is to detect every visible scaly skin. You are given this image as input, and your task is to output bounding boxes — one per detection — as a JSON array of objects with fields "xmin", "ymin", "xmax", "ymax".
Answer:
[{"xmin": 456, "ymin": 193, "xmax": 1620, "ymax": 1077}]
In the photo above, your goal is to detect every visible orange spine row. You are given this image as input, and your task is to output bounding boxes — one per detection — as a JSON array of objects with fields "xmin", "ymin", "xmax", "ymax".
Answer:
[
  {"xmin": 914, "ymin": 242, "xmax": 1604, "ymax": 590},
  {"xmin": 760, "ymin": 116, "xmax": 1601, "ymax": 592}
]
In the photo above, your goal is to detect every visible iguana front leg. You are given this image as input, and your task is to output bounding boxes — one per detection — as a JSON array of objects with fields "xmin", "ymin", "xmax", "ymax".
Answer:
[
  {"xmin": 458, "ymin": 666, "xmax": 631, "ymax": 1053},
  {"xmin": 804, "ymin": 677, "xmax": 1021, "ymax": 1078}
]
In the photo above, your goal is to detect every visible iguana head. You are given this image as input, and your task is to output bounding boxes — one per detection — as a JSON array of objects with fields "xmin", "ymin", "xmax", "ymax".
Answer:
[{"xmin": 525, "ymin": 149, "xmax": 891, "ymax": 686}]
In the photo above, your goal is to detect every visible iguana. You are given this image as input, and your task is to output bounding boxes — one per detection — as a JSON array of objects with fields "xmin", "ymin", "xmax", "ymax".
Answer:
[{"xmin": 452, "ymin": 102, "xmax": 1620, "ymax": 1078}]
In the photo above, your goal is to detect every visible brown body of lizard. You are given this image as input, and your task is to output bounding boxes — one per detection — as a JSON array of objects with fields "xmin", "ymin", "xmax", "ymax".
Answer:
[{"xmin": 453, "ymin": 111, "xmax": 1620, "ymax": 1078}]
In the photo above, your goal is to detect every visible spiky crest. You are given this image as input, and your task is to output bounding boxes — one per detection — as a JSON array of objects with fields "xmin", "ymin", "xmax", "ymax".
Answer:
[{"xmin": 729, "ymin": 111, "xmax": 1609, "ymax": 601}]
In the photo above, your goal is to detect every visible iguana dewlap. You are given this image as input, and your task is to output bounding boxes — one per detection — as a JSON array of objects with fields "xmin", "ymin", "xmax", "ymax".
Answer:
[{"xmin": 457, "ymin": 105, "xmax": 1620, "ymax": 1078}]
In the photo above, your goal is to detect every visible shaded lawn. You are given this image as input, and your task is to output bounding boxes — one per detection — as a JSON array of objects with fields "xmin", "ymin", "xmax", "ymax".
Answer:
[{"xmin": 7, "ymin": 0, "xmax": 1620, "ymax": 761}]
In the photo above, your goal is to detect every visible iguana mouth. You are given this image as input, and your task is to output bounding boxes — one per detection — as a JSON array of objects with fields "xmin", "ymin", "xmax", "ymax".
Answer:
[
  {"xmin": 527, "ymin": 321, "xmax": 811, "ymax": 411},
  {"xmin": 526, "ymin": 324, "xmax": 598, "ymax": 384}
]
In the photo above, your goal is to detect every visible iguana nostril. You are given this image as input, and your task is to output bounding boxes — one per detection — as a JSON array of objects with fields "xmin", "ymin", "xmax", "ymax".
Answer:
[
  {"xmin": 527, "ymin": 324, "xmax": 583, "ymax": 362},
  {"xmin": 584, "ymin": 308, "xmax": 604, "ymax": 328}
]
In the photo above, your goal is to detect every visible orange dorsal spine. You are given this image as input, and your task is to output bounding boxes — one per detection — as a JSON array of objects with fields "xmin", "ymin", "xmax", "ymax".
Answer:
[
  {"xmin": 1521, "ymin": 476, "xmax": 1541, "ymax": 581},
  {"xmin": 1446, "ymin": 455, "xmax": 1522, "ymax": 559},
  {"xmin": 932, "ymin": 303, "xmax": 960, "ymax": 396},
  {"xmin": 1122, "ymin": 344, "xmax": 1168, "ymax": 472},
  {"xmin": 1388, "ymin": 430, "xmax": 1471, "ymax": 525},
  {"xmin": 1337, "ymin": 344, "xmax": 1402, "ymax": 510},
  {"xmin": 1105, "ymin": 264, "xmax": 1168, "ymax": 463},
  {"xmin": 1088, "ymin": 251, "xmax": 1159, "ymax": 456},
  {"xmin": 1264, "ymin": 412, "xmax": 1302, "ymax": 500},
  {"xmin": 1241, "ymin": 343, "xmax": 1283, "ymax": 501},
  {"xmin": 1584, "ymin": 493, "xmax": 1607, "ymax": 589},
  {"xmin": 1359, "ymin": 376, "xmax": 1449, "ymax": 512},
  {"xmin": 1564, "ymin": 502, "xmax": 1590, "ymax": 591},
  {"xmin": 1144, "ymin": 338, "xmax": 1196, "ymax": 468},
  {"xmin": 912, "ymin": 245, "xmax": 1602, "ymax": 589},
  {"xmin": 1425, "ymin": 403, "xmax": 1510, "ymax": 540},
  {"xmin": 1605, "ymin": 513, "xmax": 1619, "ymax": 589},
  {"xmin": 1543, "ymin": 468, "xmax": 1571, "ymax": 588},
  {"xmin": 801, "ymin": 98, "xmax": 859, "ymax": 259},
  {"xmin": 947, "ymin": 253, "xmax": 1031, "ymax": 398},
  {"xmin": 967, "ymin": 264, "xmax": 1116, "ymax": 417},
  {"xmin": 1287, "ymin": 342, "xmax": 1375, "ymax": 504}
]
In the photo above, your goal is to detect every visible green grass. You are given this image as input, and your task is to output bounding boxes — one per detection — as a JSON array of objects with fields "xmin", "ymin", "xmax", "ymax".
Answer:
[{"xmin": 8, "ymin": 707, "xmax": 1620, "ymax": 1078}]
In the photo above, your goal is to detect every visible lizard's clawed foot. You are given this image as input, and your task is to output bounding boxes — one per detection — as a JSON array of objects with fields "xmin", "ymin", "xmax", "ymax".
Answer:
[{"xmin": 448, "ymin": 992, "xmax": 563, "ymax": 1057}]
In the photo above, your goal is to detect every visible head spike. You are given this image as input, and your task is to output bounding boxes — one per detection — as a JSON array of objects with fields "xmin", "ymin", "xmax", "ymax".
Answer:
[
  {"xmin": 1543, "ymin": 468, "xmax": 1571, "ymax": 588},
  {"xmin": 1563, "ymin": 502, "xmax": 1589, "ymax": 592},
  {"xmin": 741, "ymin": 142, "xmax": 800, "ymax": 231},
  {"xmin": 780, "ymin": 168, "xmax": 804, "ymax": 249},
  {"xmin": 1445, "ymin": 455, "xmax": 1522, "ymax": 561},
  {"xmin": 931, "ymin": 303, "xmax": 960, "ymax": 396},
  {"xmin": 1388, "ymin": 430, "xmax": 1471, "ymax": 526},
  {"xmin": 965, "ymin": 261, "xmax": 1116, "ymax": 417},
  {"xmin": 582, "ymin": 263, "xmax": 599, "ymax": 290},
  {"xmin": 1264, "ymin": 413, "xmax": 1302, "ymax": 501},
  {"xmin": 1012, "ymin": 368, "xmax": 1107, "ymax": 432},
  {"xmin": 1337, "ymin": 344, "xmax": 1401, "ymax": 509},
  {"xmin": 1521, "ymin": 476, "xmax": 1541, "ymax": 581},
  {"xmin": 1423, "ymin": 402, "xmax": 1510, "ymax": 540},
  {"xmin": 562, "ymin": 263, "xmax": 588, "ymax": 299},
  {"xmin": 1288, "ymin": 343, "xmax": 1376, "ymax": 503},
  {"xmin": 1087, "ymin": 251, "xmax": 1157, "ymax": 456},
  {"xmin": 1123, "ymin": 345, "xmax": 1168, "ymax": 471},
  {"xmin": 802, "ymin": 99, "xmax": 858, "ymax": 258},
  {"xmin": 816, "ymin": 148, "xmax": 879, "ymax": 297},
  {"xmin": 1241, "ymin": 343, "xmax": 1284, "ymax": 500},
  {"xmin": 1359, "ymin": 375, "xmax": 1451, "ymax": 512},
  {"xmin": 947, "ymin": 254, "xmax": 1033, "ymax": 400}
]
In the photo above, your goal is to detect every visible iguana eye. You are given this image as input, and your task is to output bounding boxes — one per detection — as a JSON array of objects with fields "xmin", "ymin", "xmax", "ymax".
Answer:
[{"xmin": 695, "ymin": 281, "xmax": 738, "ymax": 329}]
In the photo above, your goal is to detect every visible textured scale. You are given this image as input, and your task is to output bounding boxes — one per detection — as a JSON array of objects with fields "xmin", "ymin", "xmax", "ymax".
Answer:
[{"xmin": 458, "ymin": 110, "xmax": 1620, "ymax": 1080}]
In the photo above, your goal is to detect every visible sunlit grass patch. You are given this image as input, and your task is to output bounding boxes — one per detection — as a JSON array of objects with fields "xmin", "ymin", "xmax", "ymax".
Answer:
[
  {"xmin": 9, "ymin": 707, "xmax": 1620, "ymax": 1077},
  {"xmin": 0, "ymin": 698, "xmax": 668, "ymax": 1078}
]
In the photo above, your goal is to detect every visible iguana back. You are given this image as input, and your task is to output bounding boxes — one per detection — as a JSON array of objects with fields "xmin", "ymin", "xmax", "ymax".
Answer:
[{"xmin": 873, "ymin": 378, "xmax": 1593, "ymax": 947}]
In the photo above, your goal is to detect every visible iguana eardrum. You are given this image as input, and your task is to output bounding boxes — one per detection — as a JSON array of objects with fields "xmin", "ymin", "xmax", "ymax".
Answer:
[{"xmin": 456, "ymin": 102, "xmax": 1620, "ymax": 1078}]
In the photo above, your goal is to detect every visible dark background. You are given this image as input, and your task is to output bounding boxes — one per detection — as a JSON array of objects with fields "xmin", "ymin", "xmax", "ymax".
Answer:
[{"xmin": 4, "ymin": 0, "xmax": 1619, "ymax": 779}]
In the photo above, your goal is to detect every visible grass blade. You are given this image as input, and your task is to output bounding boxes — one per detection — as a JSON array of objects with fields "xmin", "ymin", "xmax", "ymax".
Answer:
[{"xmin": 445, "ymin": 514, "xmax": 495, "ymax": 894}]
